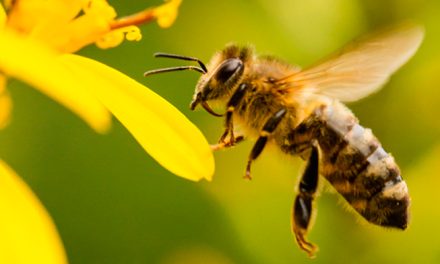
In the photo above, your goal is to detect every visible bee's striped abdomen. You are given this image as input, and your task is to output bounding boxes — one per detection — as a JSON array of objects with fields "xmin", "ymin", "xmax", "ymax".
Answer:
[{"xmin": 317, "ymin": 102, "xmax": 410, "ymax": 229}]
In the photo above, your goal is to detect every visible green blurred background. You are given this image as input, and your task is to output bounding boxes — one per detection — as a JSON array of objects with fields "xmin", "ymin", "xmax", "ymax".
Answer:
[{"xmin": 2, "ymin": 0, "xmax": 440, "ymax": 263}]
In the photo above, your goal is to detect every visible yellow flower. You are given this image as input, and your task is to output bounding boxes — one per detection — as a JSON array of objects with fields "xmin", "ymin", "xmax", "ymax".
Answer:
[
  {"xmin": 0, "ymin": 160, "xmax": 67, "ymax": 264},
  {"xmin": 0, "ymin": 0, "xmax": 214, "ymax": 182}
]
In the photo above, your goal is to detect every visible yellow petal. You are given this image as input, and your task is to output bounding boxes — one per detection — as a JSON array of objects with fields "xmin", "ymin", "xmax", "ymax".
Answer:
[
  {"xmin": 45, "ymin": 0, "xmax": 117, "ymax": 53},
  {"xmin": 7, "ymin": 0, "xmax": 116, "ymax": 53},
  {"xmin": 60, "ymin": 54, "xmax": 215, "ymax": 181},
  {"xmin": 0, "ymin": 2, "xmax": 6, "ymax": 27},
  {"xmin": 44, "ymin": 12, "xmax": 112, "ymax": 53},
  {"xmin": 6, "ymin": 0, "xmax": 84, "ymax": 36},
  {"xmin": 0, "ymin": 29, "xmax": 111, "ymax": 133},
  {"xmin": 0, "ymin": 75, "xmax": 12, "ymax": 129},
  {"xmin": 154, "ymin": 0, "xmax": 183, "ymax": 28},
  {"xmin": 0, "ymin": 161, "xmax": 67, "ymax": 264}
]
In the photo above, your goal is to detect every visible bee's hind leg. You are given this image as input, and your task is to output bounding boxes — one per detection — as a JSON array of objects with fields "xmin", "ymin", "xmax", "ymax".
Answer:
[
  {"xmin": 292, "ymin": 142, "xmax": 319, "ymax": 258},
  {"xmin": 245, "ymin": 108, "xmax": 287, "ymax": 180}
]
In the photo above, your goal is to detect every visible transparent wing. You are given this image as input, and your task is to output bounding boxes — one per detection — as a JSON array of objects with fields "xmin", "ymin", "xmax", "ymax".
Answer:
[{"xmin": 285, "ymin": 22, "xmax": 424, "ymax": 102}]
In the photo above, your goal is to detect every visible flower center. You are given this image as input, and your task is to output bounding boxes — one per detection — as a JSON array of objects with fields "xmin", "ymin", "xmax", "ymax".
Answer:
[{"xmin": 3, "ymin": 0, "xmax": 182, "ymax": 53}]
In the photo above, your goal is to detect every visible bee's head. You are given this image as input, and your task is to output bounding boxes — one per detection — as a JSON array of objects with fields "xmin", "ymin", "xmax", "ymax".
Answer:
[
  {"xmin": 144, "ymin": 44, "xmax": 252, "ymax": 117},
  {"xmin": 190, "ymin": 57, "xmax": 243, "ymax": 113},
  {"xmin": 190, "ymin": 44, "xmax": 253, "ymax": 116}
]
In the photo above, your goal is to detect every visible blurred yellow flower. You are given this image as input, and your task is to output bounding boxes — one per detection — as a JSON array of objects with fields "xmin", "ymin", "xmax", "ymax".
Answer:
[
  {"xmin": 0, "ymin": 160, "xmax": 67, "ymax": 264},
  {"xmin": 0, "ymin": 0, "xmax": 214, "ymax": 181}
]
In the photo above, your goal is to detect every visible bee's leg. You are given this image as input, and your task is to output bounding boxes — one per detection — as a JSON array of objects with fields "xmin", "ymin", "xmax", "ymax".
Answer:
[
  {"xmin": 245, "ymin": 108, "xmax": 287, "ymax": 180},
  {"xmin": 211, "ymin": 135, "xmax": 245, "ymax": 151},
  {"xmin": 292, "ymin": 142, "xmax": 319, "ymax": 258},
  {"xmin": 218, "ymin": 83, "xmax": 248, "ymax": 144}
]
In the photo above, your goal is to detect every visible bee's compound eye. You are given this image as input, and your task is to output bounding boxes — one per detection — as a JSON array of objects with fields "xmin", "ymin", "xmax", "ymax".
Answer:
[{"xmin": 216, "ymin": 58, "xmax": 243, "ymax": 83}]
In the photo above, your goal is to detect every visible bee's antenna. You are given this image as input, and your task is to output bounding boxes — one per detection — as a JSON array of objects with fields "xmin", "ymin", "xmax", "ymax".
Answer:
[
  {"xmin": 143, "ymin": 66, "xmax": 206, "ymax": 77},
  {"xmin": 153, "ymin": 52, "xmax": 208, "ymax": 73}
]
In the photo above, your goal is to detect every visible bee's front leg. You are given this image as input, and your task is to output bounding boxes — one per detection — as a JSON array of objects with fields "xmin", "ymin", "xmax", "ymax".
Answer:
[
  {"xmin": 218, "ymin": 83, "xmax": 249, "ymax": 145},
  {"xmin": 292, "ymin": 142, "xmax": 319, "ymax": 258},
  {"xmin": 218, "ymin": 110, "xmax": 234, "ymax": 144},
  {"xmin": 211, "ymin": 135, "xmax": 245, "ymax": 151}
]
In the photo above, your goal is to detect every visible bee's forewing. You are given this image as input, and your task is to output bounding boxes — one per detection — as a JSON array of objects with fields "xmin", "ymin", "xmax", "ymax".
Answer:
[{"xmin": 287, "ymin": 22, "xmax": 424, "ymax": 102}]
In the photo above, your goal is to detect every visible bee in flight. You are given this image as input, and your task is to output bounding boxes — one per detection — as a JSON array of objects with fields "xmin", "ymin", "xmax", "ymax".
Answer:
[{"xmin": 144, "ymin": 23, "xmax": 424, "ymax": 257}]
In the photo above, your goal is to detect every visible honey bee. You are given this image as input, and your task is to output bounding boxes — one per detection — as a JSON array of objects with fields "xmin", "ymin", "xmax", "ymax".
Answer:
[{"xmin": 144, "ymin": 23, "xmax": 424, "ymax": 257}]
